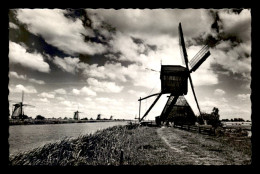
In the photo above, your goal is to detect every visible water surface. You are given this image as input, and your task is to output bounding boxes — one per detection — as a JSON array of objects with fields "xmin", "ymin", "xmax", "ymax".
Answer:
[{"xmin": 9, "ymin": 121, "xmax": 128, "ymax": 156}]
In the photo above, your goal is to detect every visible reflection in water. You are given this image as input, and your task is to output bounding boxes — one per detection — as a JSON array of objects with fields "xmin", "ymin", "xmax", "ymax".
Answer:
[{"xmin": 9, "ymin": 121, "xmax": 127, "ymax": 156}]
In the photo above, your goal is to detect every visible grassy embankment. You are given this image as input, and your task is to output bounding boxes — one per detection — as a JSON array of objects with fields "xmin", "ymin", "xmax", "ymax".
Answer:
[
  {"xmin": 9, "ymin": 124, "xmax": 251, "ymax": 165},
  {"xmin": 10, "ymin": 124, "xmax": 171, "ymax": 165}
]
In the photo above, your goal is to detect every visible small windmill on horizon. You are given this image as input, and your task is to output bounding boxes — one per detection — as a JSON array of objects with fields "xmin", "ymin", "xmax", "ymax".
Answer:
[
  {"xmin": 73, "ymin": 105, "xmax": 83, "ymax": 120},
  {"xmin": 138, "ymin": 22, "xmax": 212, "ymax": 125},
  {"xmin": 10, "ymin": 91, "xmax": 35, "ymax": 120}
]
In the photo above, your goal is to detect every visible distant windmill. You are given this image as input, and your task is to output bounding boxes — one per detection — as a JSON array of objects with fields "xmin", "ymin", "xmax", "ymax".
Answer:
[
  {"xmin": 138, "ymin": 22, "xmax": 211, "ymax": 124},
  {"xmin": 11, "ymin": 91, "xmax": 35, "ymax": 119},
  {"xmin": 73, "ymin": 105, "xmax": 83, "ymax": 120}
]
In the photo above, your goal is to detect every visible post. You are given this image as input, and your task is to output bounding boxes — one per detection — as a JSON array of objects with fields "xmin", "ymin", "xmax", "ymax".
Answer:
[
  {"xmin": 120, "ymin": 149, "xmax": 124, "ymax": 165},
  {"xmin": 139, "ymin": 97, "xmax": 141, "ymax": 122}
]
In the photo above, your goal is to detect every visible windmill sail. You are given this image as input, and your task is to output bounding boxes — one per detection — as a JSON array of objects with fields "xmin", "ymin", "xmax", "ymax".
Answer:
[
  {"xmin": 178, "ymin": 23, "xmax": 202, "ymax": 116},
  {"xmin": 189, "ymin": 45, "xmax": 210, "ymax": 72},
  {"xmin": 178, "ymin": 23, "xmax": 189, "ymax": 66}
]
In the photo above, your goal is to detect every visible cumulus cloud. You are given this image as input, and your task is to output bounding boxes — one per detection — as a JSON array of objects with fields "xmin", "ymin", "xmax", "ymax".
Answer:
[
  {"xmin": 9, "ymin": 71, "xmax": 26, "ymax": 80},
  {"xmin": 16, "ymin": 9, "xmax": 107, "ymax": 55},
  {"xmin": 87, "ymin": 78, "xmax": 124, "ymax": 93},
  {"xmin": 9, "ymin": 84, "xmax": 37, "ymax": 93},
  {"xmin": 60, "ymin": 100, "xmax": 72, "ymax": 107},
  {"xmin": 237, "ymin": 93, "xmax": 250, "ymax": 101},
  {"xmin": 128, "ymin": 90, "xmax": 147, "ymax": 97},
  {"xmin": 54, "ymin": 88, "xmax": 67, "ymax": 95},
  {"xmin": 214, "ymin": 89, "xmax": 226, "ymax": 96},
  {"xmin": 72, "ymin": 86, "xmax": 97, "ymax": 96},
  {"xmin": 56, "ymin": 97, "xmax": 65, "ymax": 101},
  {"xmin": 87, "ymin": 9, "xmax": 213, "ymax": 38},
  {"xmin": 38, "ymin": 92, "xmax": 55, "ymax": 98},
  {"xmin": 218, "ymin": 9, "xmax": 251, "ymax": 43},
  {"xmin": 84, "ymin": 97, "xmax": 92, "ymax": 101},
  {"xmin": 9, "ymin": 22, "xmax": 18, "ymax": 29},
  {"xmin": 9, "ymin": 41, "xmax": 50, "ymax": 73},
  {"xmin": 39, "ymin": 98, "xmax": 50, "ymax": 103},
  {"xmin": 211, "ymin": 42, "xmax": 251, "ymax": 80},
  {"xmin": 53, "ymin": 56, "xmax": 80, "ymax": 74},
  {"xmin": 9, "ymin": 71, "xmax": 45, "ymax": 85}
]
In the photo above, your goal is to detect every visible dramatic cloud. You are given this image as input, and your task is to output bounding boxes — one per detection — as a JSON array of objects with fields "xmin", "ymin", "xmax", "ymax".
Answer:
[
  {"xmin": 16, "ymin": 9, "xmax": 107, "ymax": 55},
  {"xmin": 8, "ymin": 9, "xmax": 251, "ymax": 120},
  {"xmin": 9, "ymin": 41, "xmax": 50, "ymax": 73},
  {"xmin": 211, "ymin": 42, "xmax": 251, "ymax": 79},
  {"xmin": 87, "ymin": 9, "xmax": 213, "ymax": 38},
  {"xmin": 53, "ymin": 56, "xmax": 80, "ymax": 74},
  {"xmin": 218, "ymin": 9, "xmax": 251, "ymax": 43}
]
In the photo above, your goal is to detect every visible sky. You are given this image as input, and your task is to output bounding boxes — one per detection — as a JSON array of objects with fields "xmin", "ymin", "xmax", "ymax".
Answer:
[{"xmin": 8, "ymin": 8, "xmax": 251, "ymax": 121}]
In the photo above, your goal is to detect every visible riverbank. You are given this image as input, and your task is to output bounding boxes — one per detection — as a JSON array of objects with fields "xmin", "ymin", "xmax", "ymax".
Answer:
[
  {"xmin": 9, "ymin": 119, "xmax": 131, "ymax": 126},
  {"xmin": 9, "ymin": 124, "xmax": 251, "ymax": 165}
]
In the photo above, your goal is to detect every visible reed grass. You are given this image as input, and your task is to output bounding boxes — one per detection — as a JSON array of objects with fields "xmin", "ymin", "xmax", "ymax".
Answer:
[
  {"xmin": 9, "ymin": 124, "xmax": 251, "ymax": 166},
  {"xmin": 10, "ymin": 124, "xmax": 171, "ymax": 166}
]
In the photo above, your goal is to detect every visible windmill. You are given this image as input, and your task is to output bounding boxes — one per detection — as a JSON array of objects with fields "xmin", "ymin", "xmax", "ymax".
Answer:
[
  {"xmin": 138, "ymin": 22, "xmax": 211, "ymax": 125},
  {"xmin": 73, "ymin": 105, "xmax": 83, "ymax": 120},
  {"xmin": 11, "ymin": 91, "xmax": 35, "ymax": 120}
]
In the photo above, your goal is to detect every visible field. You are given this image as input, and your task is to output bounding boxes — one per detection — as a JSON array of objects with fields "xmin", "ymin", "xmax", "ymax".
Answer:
[{"xmin": 9, "ymin": 124, "xmax": 251, "ymax": 165}]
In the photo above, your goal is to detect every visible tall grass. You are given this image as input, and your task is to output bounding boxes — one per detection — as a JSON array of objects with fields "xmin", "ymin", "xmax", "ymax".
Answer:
[{"xmin": 10, "ymin": 124, "xmax": 169, "ymax": 166}]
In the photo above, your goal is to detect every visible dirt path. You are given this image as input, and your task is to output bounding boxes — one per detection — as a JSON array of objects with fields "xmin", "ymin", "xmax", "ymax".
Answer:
[{"xmin": 157, "ymin": 126, "xmax": 251, "ymax": 165}]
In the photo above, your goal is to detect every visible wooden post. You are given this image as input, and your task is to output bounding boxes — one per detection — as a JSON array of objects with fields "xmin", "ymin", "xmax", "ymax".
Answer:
[
  {"xmin": 198, "ymin": 127, "xmax": 201, "ymax": 133},
  {"xmin": 120, "ymin": 149, "xmax": 124, "ymax": 165},
  {"xmin": 139, "ymin": 97, "xmax": 141, "ymax": 122}
]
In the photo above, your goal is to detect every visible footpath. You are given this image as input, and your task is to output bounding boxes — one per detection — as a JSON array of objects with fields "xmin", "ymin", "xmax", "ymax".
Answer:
[{"xmin": 156, "ymin": 126, "xmax": 251, "ymax": 165}]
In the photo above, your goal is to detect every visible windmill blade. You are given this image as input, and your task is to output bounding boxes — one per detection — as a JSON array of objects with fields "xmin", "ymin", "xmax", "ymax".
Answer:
[
  {"xmin": 22, "ymin": 91, "xmax": 24, "ymax": 103},
  {"xmin": 23, "ymin": 104, "xmax": 35, "ymax": 107},
  {"xmin": 178, "ymin": 23, "xmax": 202, "ymax": 116},
  {"xmin": 188, "ymin": 74, "xmax": 201, "ymax": 116},
  {"xmin": 178, "ymin": 23, "xmax": 189, "ymax": 66},
  {"xmin": 189, "ymin": 45, "xmax": 211, "ymax": 72}
]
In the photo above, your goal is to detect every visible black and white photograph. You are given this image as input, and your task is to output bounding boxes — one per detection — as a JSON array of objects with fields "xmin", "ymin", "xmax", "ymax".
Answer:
[{"xmin": 8, "ymin": 8, "xmax": 252, "ymax": 166}]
